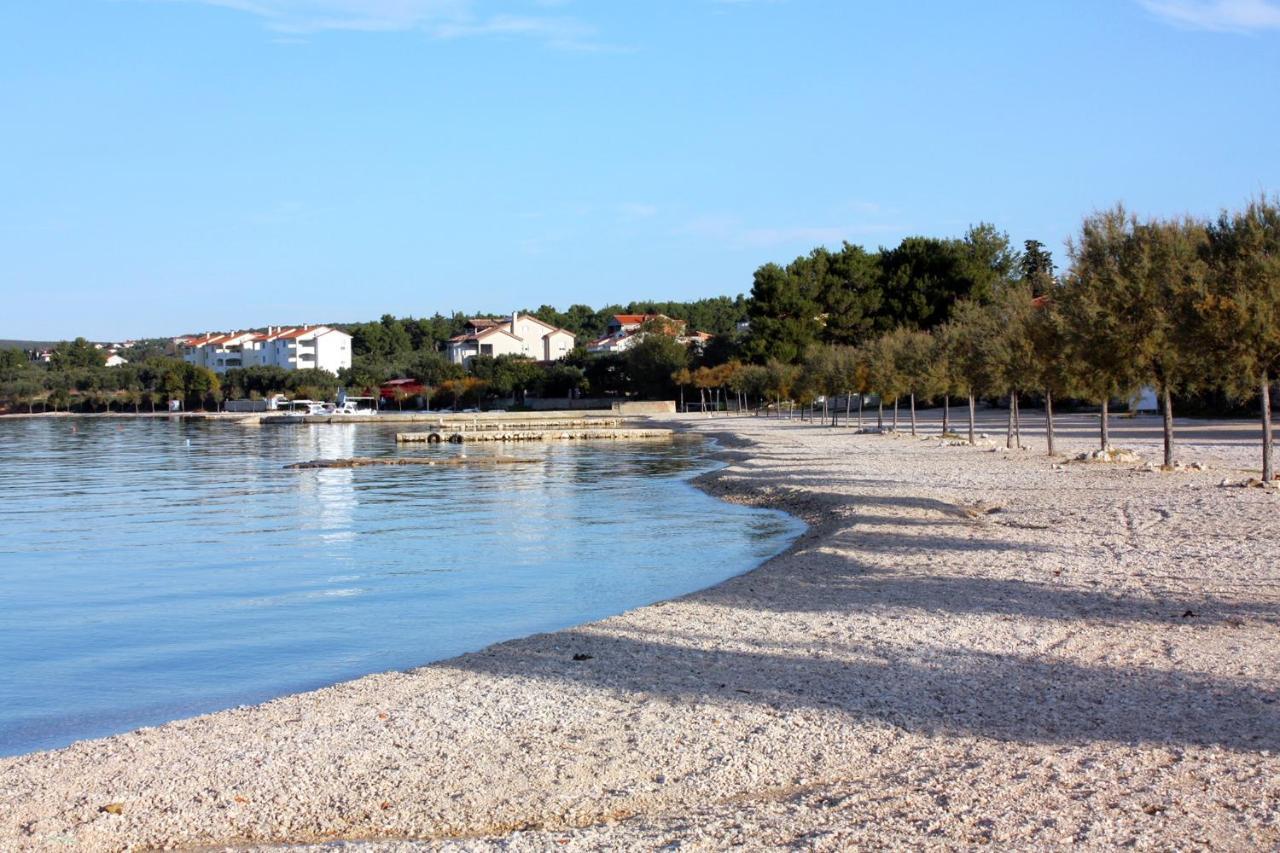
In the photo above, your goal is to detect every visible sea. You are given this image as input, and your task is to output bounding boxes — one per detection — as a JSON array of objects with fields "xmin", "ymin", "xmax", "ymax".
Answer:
[{"xmin": 0, "ymin": 417, "xmax": 802, "ymax": 756}]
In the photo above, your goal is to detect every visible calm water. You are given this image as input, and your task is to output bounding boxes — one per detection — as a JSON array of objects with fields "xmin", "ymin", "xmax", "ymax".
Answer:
[{"xmin": 0, "ymin": 418, "xmax": 801, "ymax": 756}]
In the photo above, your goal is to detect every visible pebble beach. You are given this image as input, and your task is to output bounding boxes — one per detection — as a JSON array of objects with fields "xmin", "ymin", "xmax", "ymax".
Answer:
[{"xmin": 2, "ymin": 411, "xmax": 1277, "ymax": 850}]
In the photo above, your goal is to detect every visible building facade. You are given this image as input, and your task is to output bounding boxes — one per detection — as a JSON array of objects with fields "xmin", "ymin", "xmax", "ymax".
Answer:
[
  {"xmin": 180, "ymin": 326, "xmax": 352, "ymax": 374},
  {"xmin": 445, "ymin": 312, "xmax": 575, "ymax": 366}
]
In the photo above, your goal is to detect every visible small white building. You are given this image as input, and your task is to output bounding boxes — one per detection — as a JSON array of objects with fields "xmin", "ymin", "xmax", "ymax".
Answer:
[
  {"xmin": 104, "ymin": 354, "xmax": 129, "ymax": 368},
  {"xmin": 445, "ymin": 312, "xmax": 575, "ymax": 366},
  {"xmin": 181, "ymin": 326, "xmax": 352, "ymax": 374}
]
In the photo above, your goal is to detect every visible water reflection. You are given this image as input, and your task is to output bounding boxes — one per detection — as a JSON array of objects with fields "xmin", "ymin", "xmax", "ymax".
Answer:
[{"xmin": 0, "ymin": 419, "xmax": 801, "ymax": 756}]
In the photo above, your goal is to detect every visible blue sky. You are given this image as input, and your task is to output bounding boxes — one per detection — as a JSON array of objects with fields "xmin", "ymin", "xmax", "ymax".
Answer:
[{"xmin": 3, "ymin": 0, "xmax": 1278, "ymax": 340}]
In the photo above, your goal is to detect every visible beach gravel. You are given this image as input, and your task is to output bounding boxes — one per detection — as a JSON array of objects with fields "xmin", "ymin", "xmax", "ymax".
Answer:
[{"xmin": 1, "ymin": 414, "xmax": 1277, "ymax": 850}]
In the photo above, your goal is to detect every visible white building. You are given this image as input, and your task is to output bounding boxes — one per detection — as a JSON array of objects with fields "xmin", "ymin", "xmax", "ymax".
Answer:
[
  {"xmin": 179, "ymin": 331, "xmax": 259, "ymax": 372},
  {"xmin": 104, "ymin": 354, "xmax": 129, "ymax": 368},
  {"xmin": 181, "ymin": 326, "xmax": 352, "ymax": 374},
  {"xmin": 445, "ymin": 312, "xmax": 575, "ymax": 366}
]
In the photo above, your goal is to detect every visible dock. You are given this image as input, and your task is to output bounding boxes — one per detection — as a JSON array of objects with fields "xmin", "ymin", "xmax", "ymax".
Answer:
[
  {"xmin": 285, "ymin": 456, "xmax": 539, "ymax": 469},
  {"xmin": 396, "ymin": 428, "xmax": 673, "ymax": 443}
]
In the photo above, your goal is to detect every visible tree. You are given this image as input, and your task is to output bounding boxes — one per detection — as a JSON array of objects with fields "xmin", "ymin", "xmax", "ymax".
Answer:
[
  {"xmin": 49, "ymin": 338, "xmax": 106, "ymax": 370},
  {"xmin": 1060, "ymin": 207, "xmax": 1148, "ymax": 450},
  {"xmin": 821, "ymin": 244, "xmax": 883, "ymax": 345},
  {"xmin": 986, "ymin": 282, "xmax": 1038, "ymax": 449},
  {"xmin": 1025, "ymin": 292, "xmax": 1074, "ymax": 456},
  {"xmin": 865, "ymin": 331, "xmax": 909, "ymax": 430},
  {"xmin": 625, "ymin": 335, "xmax": 688, "ymax": 400},
  {"xmin": 837, "ymin": 345, "xmax": 872, "ymax": 428},
  {"xmin": 0, "ymin": 348, "xmax": 28, "ymax": 379},
  {"xmin": 939, "ymin": 299, "xmax": 1001, "ymax": 445},
  {"xmin": 1130, "ymin": 217, "xmax": 1210, "ymax": 467},
  {"xmin": 408, "ymin": 351, "xmax": 464, "ymax": 387},
  {"xmin": 735, "ymin": 364, "xmax": 770, "ymax": 413},
  {"xmin": 187, "ymin": 366, "xmax": 221, "ymax": 411},
  {"xmin": 1199, "ymin": 196, "xmax": 1280, "ymax": 481},
  {"xmin": 763, "ymin": 360, "xmax": 799, "ymax": 416},
  {"xmin": 672, "ymin": 367, "xmax": 692, "ymax": 412},
  {"xmin": 692, "ymin": 366, "xmax": 717, "ymax": 413},
  {"xmin": 745, "ymin": 262, "xmax": 822, "ymax": 363},
  {"xmin": 1022, "ymin": 239, "xmax": 1055, "ymax": 297},
  {"xmin": 541, "ymin": 364, "xmax": 588, "ymax": 398},
  {"xmin": 493, "ymin": 355, "xmax": 544, "ymax": 404}
]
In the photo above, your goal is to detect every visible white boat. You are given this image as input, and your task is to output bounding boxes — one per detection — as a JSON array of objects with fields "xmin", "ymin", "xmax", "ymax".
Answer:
[{"xmin": 331, "ymin": 401, "xmax": 375, "ymax": 416}]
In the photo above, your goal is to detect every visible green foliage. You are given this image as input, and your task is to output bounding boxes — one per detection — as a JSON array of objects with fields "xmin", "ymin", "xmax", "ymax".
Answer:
[
  {"xmin": 744, "ymin": 226, "xmax": 1017, "ymax": 365},
  {"xmin": 406, "ymin": 351, "xmax": 464, "ymax": 387},
  {"xmin": 1199, "ymin": 195, "xmax": 1280, "ymax": 398},
  {"xmin": 1021, "ymin": 239, "xmax": 1055, "ymax": 296},
  {"xmin": 746, "ymin": 262, "xmax": 823, "ymax": 363},
  {"xmin": 541, "ymin": 363, "xmax": 588, "ymax": 397},
  {"xmin": 49, "ymin": 338, "xmax": 106, "ymax": 370},
  {"xmin": 624, "ymin": 335, "xmax": 689, "ymax": 399}
]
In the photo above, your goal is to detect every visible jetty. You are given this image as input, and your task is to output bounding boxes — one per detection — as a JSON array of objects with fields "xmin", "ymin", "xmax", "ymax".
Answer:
[
  {"xmin": 285, "ymin": 456, "xmax": 539, "ymax": 469},
  {"xmin": 396, "ymin": 427, "xmax": 673, "ymax": 444},
  {"xmin": 259, "ymin": 412, "xmax": 632, "ymax": 427}
]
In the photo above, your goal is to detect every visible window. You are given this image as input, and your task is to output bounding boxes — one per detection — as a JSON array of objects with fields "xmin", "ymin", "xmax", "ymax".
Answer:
[{"xmin": 481, "ymin": 344, "xmax": 493, "ymax": 356}]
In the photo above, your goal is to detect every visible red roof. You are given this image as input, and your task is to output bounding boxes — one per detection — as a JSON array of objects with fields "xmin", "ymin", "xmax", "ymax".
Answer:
[
  {"xmin": 612, "ymin": 314, "xmax": 654, "ymax": 326},
  {"xmin": 268, "ymin": 326, "xmax": 320, "ymax": 340}
]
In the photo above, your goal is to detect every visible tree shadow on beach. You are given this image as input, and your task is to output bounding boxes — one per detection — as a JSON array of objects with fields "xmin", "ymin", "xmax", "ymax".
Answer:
[
  {"xmin": 446, "ymin": 600, "xmax": 1279, "ymax": 752},
  {"xmin": 443, "ymin": 498, "xmax": 1279, "ymax": 753}
]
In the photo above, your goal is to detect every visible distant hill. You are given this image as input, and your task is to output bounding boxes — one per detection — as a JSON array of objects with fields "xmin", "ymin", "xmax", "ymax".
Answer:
[{"xmin": 0, "ymin": 339, "xmax": 59, "ymax": 350}]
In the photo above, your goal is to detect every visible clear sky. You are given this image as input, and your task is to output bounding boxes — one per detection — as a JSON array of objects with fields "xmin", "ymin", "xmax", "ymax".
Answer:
[{"xmin": 3, "ymin": 0, "xmax": 1278, "ymax": 340}]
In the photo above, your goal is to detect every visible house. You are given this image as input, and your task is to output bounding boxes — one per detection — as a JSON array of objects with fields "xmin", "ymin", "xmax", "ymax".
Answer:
[
  {"xmin": 445, "ymin": 312, "xmax": 575, "ymax": 366},
  {"xmin": 181, "ymin": 325, "xmax": 352, "ymax": 374},
  {"xmin": 104, "ymin": 354, "xmax": 128, "ymax": 368},
  {"xmin": 586, "ymin": 313, "xmax": 713, "ymax": 354}
]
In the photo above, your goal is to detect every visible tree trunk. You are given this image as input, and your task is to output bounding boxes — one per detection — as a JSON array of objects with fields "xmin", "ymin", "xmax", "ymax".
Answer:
[
  {"xmin": 679, "ymin": 385, "xmax": 684, "ymax": 413},
  {"xmin": 1101, "ymin": 398, "xmax": 1110, "ymax": 450},
  {"xmin": 877, "ymin": 399, "xmax": 883, "ymax": 430},
  {"xmin": 968, "ymin": 393, "xmax": 976, "ymax": 445},
  {"xmin": 1006, "ymin": 392, "xmax": 1015, "ymax": 448},
  {"xmin": 893, "ymin": 398, "xmax": 899, "ymax": 431},
  {"xmin": 845, "ymin": 392, "xmax": 852, "ymax": 428},
  {"xmin": 1262, "ymin": 372, "xmax": 1274, "ymax": 482},
  {"xmin": 1045, "ymin": 388, "xmax": 1055, "ymax": 457},
  {"xmin": 909, "ymin": 393, "xmax": 917, "ymax": 436},
  {"xmin": 1162, "ymin": 385, "xmax": 1175, "ymax": 469},
  {"xmin": 858, "ymin": 394, "xmax": 864, "ymax": 429},
  {"xmin": 1013, "ymin": 393, "xmax": 1021, "ymax": 448},
  {"xmin": 942, "ymin": 395, "xmax": 950, "ymax": 435}
]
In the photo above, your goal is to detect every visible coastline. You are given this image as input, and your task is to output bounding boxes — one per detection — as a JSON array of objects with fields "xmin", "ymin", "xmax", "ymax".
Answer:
[{"xmin": 2, "ymin": 414, "xmax": 1277, "ymax": 850}]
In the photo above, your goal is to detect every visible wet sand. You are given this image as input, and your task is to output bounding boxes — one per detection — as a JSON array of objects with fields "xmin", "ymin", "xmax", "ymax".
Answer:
[{"xmin": 2, "ymin": 410, "xmax": 1277, "ymax": 850}]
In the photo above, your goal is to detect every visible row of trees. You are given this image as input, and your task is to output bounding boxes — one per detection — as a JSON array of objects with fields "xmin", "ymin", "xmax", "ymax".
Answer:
[
  {"xmin": 768, "ymin": 197, "xmax": 1279, "ymax": 479},
  {"xmin": 0, "ymin": 349, "xmax": 223, "ymax": 413}
]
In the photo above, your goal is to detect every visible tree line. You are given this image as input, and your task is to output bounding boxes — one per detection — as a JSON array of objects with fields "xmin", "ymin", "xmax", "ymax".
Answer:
[{"xmin": 762, "ymin": 197, "xmax": 1280, "ymax": 480}]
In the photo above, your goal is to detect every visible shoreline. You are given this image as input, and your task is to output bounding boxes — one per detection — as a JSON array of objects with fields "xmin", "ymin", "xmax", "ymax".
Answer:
[{"xmin": 2, "ymin": 414, "xmax": 1277, "ymax": 849}]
